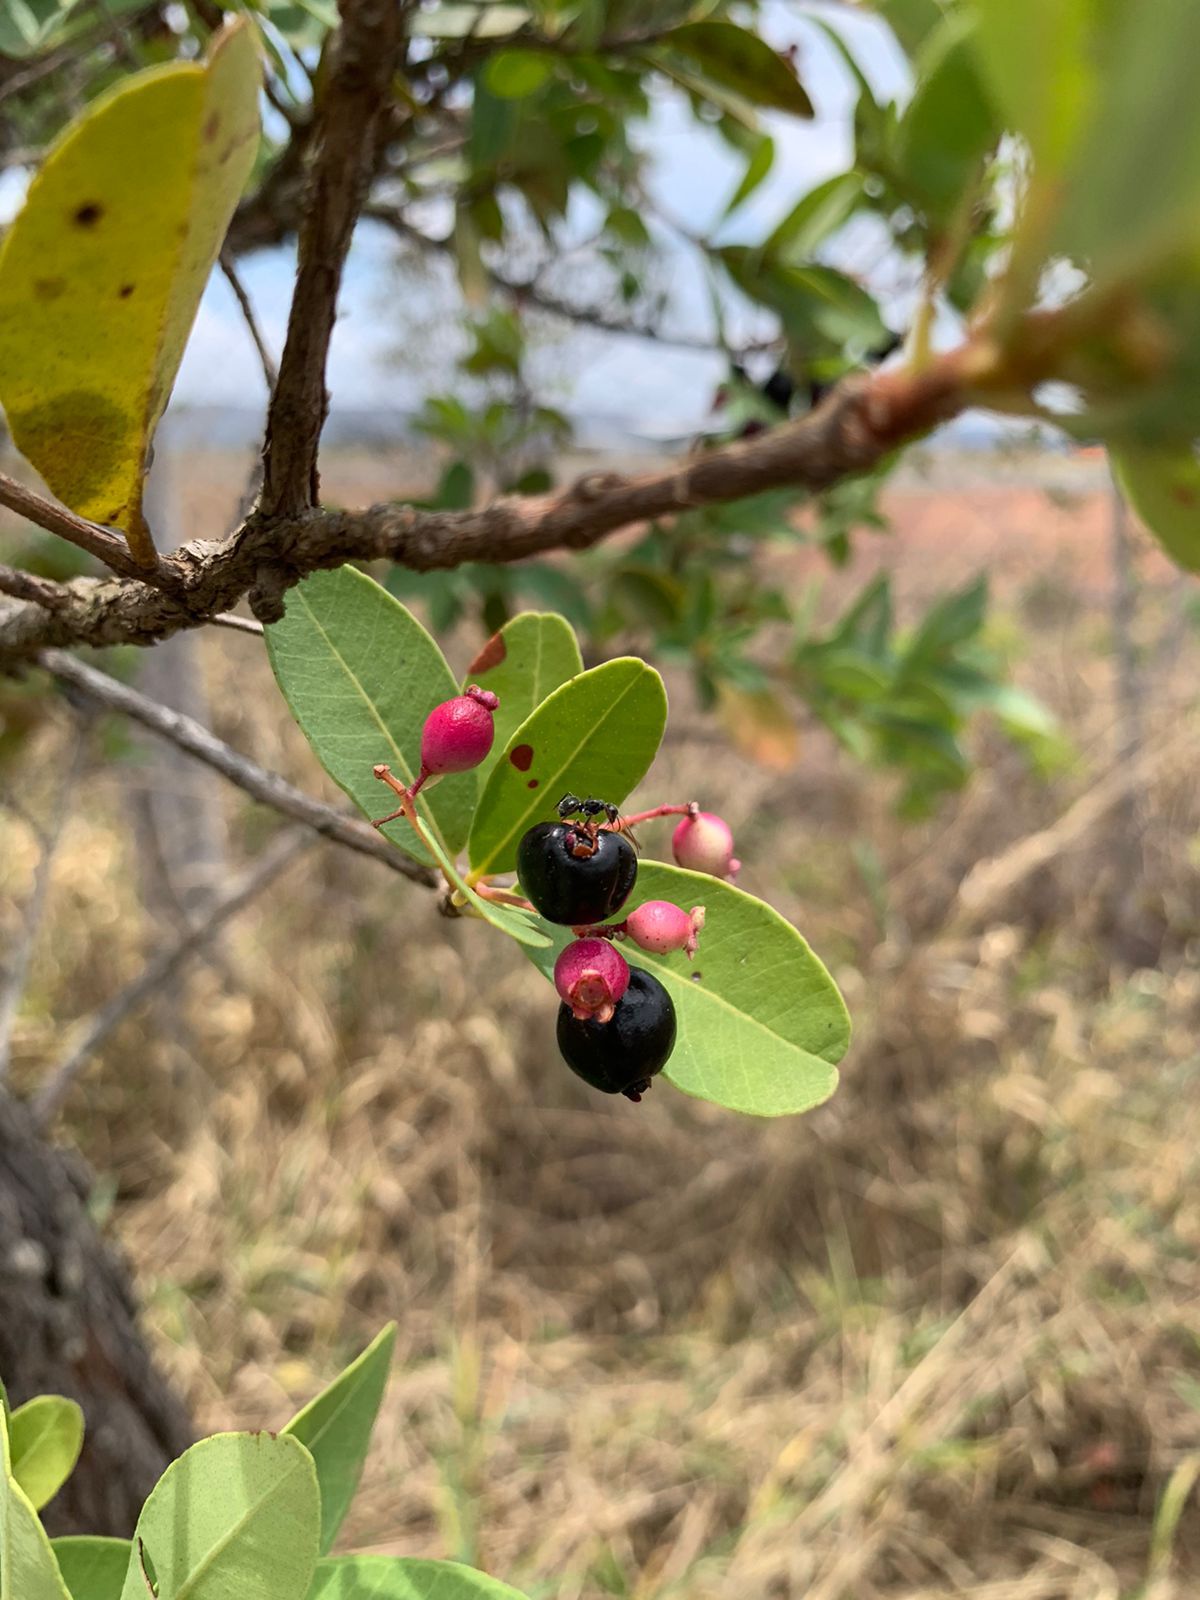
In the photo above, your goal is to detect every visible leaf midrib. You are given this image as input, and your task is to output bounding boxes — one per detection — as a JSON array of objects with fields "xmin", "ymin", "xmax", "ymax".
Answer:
[{"xmin": 173, "ymin": 1446, "xmax": 306, "ymax": 1600}]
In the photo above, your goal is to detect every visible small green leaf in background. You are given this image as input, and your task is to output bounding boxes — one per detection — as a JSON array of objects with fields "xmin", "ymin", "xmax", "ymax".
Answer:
[
  {"xmin": 657, "ymin": 21, "xmax": 814, "ymax": 117},
  {"xmin": 52, "ymin": 1538, "xmax": 131, "ymax": 1600},
  {"xmin": 0, "ymin": 1401, "xmax": 72, "ymax": 1600},
  {"xmin": 119, "ymin": 1432, "xmax": 319, "ymax": 1600},
  {"xmin": 528, "ymin": 863, "xmax": 849, "ymax": 1117},
  {"xmin": 9, "ymin": 1396, "xmax": 84, "ymax": 1512},
  {"xmin": 766, "ymin": 171, "xmax": 865, "ymax": 261},
  {"xmin": 463, "ymin": 612, "xmax": 584, "ymax": 785},
  {"xmin": 722, "ymin": 133, "xmax": 774, "ymax": 220},
  {"xmin": 484, "ymin": 49, "xmax": 554, "ymax": 99},
  {"xmin": 308, "ymin": 1555, "xmax": 529, "ymax": 1599},
  {"xmin": 283, "ymin": 1324, "xmax": 395, "ymax": 1557},
  {"xmin": 468, "ymin": 659, "xmax": 668, "ymax": 879},
  {"xmin": 1112, "ymin": 447, "xmax": 1200, "ymax": 572},
  {"xmin": 897, "ymin": 13, "xmax": 996, "ymax": 224},
  {"xmin": 266, "ymin": 568, "xmax": 475, "ymax": 867},
  {"xmin": 0, "ymin": 19, "xmax": 260, "ymax": 563}
]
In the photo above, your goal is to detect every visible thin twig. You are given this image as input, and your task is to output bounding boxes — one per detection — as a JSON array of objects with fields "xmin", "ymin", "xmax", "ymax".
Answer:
[
  {"xmin": 0, "ymin": 719, "xmax": 90, "ymax": 1081},
  {"xmin": 219, "ymin": 250, "xmax": 279, "ymax": 392},
  {"xmin": 39, "ymin": 650, "xmax": 437, "ymax": 887},
  {"xmin": 0, "ymin": 563, "xmax": 69, "ymax": 610},
  {"xmin": 260, "ymin": 0, "xmax": 407, "ymax": 517},
  {"xmin": 31, "ymin": 826, "xmax": 311, "ymax": 1127},
  {"xmin": 0, "ymin": 470, "xmax": 166, "ymax": 582},
  {"xmin": 211, "ymin": 612, "xmax": 265, "ymax": 637}
]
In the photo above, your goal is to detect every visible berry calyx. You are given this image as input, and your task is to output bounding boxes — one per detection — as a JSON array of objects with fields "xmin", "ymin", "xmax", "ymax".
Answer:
[
  {"xmin": 556, "ymin": 966, "xmax": 676, "ymax": 1100},
  {"xmin": 517, "ymin": 820, "xmax": 638, "ymax": 926},
  {"xmin": 671, "ymin": 811, "xmax": 740, "ymax": 880},
  {"xmin": 554, "ymin": 937, "xmax": 630, "ymax": 1022},
  {"xmin": 624, "ymin": 900, "xmax": 705, "ymax": 960}
]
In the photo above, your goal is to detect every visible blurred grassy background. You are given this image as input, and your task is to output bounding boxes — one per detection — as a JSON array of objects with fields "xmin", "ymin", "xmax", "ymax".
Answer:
[{"xmin": 4, "ymin": 447, "xmax": 1200, "ymax": 1598}]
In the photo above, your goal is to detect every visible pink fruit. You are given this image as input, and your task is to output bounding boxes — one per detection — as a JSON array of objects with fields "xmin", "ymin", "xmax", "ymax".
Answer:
[
  {"xmin": 671, "ymin": 811, "xmax": 740, "ymax": 880},
  {"xmin": 419, "ymin": 685, "xmax": 499, "ymax": 780},
  {"xmin": 625, "ymin": 901, "xmax": 705, "ymax": 960},
  {"xmin": 553, "ymin": 937, "xmax": 630, "ymax": 1023}
]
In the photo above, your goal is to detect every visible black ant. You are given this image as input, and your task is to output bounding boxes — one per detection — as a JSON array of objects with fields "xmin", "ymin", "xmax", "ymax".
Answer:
[{"xmin": 556, "ymin": 793, "xmax": 640, "ymax": 850}]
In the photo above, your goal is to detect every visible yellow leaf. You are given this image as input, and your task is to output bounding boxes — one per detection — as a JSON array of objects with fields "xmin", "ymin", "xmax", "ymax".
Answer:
[
  {"xmin": 716, "ymin": 684, "xmax": 800, "ymax": 771},
  {"xmin": 0, "ymin": 20, "xmax": 260, "ymax": 565}
]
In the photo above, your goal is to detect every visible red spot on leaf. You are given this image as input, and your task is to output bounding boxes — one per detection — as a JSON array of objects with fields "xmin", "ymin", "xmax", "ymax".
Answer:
[
  {"xmin": 510, "ymin": 744, "xmax": 534, "ymax": 772},
  {"xmin": 1172, "ymin": 484, "xmax": 1197, "ymax": 507},
  {"xmin": 527, "ymin": 778, "xmax": 539, "ymax": 789},
  {"xmin": 469, "ymin": 631, "xmax": 507, "ymax": 674}
]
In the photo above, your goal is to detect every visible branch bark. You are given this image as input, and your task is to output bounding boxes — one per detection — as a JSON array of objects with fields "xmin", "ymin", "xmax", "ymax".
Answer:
[
  {"xmin": 259, "ymin": 0, "xmax": 406, "ymax": 518},
  {"xmin": 0, "ymin": 349, "xmax": 979, "ymax": 664}
]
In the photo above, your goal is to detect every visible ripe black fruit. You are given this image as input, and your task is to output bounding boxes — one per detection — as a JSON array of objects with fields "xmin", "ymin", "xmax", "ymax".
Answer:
[
  {"xmin": 556, "ymin": 967, "xmax": 676, "ymax": 1100},
  {"xmin": 517, "ymin": 821, "xmax": 638, "ymax": 926}
]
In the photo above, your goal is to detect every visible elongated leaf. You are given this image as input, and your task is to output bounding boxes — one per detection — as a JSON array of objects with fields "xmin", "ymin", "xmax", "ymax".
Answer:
[
  {"xmin": 723, "ymin": 135, "xmax": 774, "ymax": 220},
  {"xmin": 9, "ymin": 1397, "xmax": 84, "ymax": 1512},
  {"xmin": 468, "ymin": 659, "xmax": 667, "ymax": 879},
  {"xmin": 658, "ymin": 21, "xmax": 813, "ymax": 117},
  {"xmin": 308, "ymin": 1556, "xmax": 528, "ymax": 1599},
  {"xmin": 0, "ymin": 20, "xmax": 260, "ymax": 563},
  {"xmin": 463, "ymin": 613, "xmax": 584, "ymax": 785},
  {"xmin": 1112, "ymin": 446, "xmax": 1200, "ymax": 571},
  {"xmin": 0, "ymin": 1403, "xmax": 72, "ymax": 1600},
  {"xmin": 897, "ymin": 13, "xmax": 996, "ymax": 223},
  {"xmin": 971, "ymin": 0, "xmax": 1093, "ymax": 171},
  {"xmin": 119, "ymin": 1433, "xmax": 319, "ymax": 1600},
  {"xmin": 766, "ymin": 171, "xmax": 865, "ymax": 261},
  {"xmin": 528, "ymin": 863, "xmax": 849, "ymax": 1117},
  {"xmin": 52, "ymin": 1538, "xmax": 130, "ymax": 1600},
  {"xmin": 266, "ymin": 568, "xmax": 475, "ymax": 867},
  {"xmin": 880, "ymin": 0, "xmax": 951, "ymax": 55},
  {"xmin": 283, "ymin": 1325, "xmax": 395, "ymax": 1557}
]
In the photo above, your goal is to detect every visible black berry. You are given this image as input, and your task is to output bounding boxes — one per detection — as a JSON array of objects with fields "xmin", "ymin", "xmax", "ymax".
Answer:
[
  {"xmin": 556, "ymin": 967, "xmax": 676, "ymax": 1100},
  {"xmin": 517, "ymin": 821, "xmax": 638, "ymax": 926}
]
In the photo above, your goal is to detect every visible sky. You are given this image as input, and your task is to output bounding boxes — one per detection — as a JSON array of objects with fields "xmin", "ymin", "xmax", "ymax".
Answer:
[{"xmin": 168, "ymin": 2, "xmax": 914, "ymax": 443}]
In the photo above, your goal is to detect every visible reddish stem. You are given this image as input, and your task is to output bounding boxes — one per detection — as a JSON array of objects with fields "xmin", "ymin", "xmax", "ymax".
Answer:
[
  {"xmin": 615, "ymin": 800, "xmax": 699, "ymax": 831},
  {"xmin": 475, "ymin": 882, "xmax": 536, "ymax": 912}
]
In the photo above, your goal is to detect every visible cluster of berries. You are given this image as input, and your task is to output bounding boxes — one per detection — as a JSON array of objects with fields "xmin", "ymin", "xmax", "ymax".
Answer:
[{"xmin": 379, "ymin": 688, "xmax": 741, "ymax": 1104}]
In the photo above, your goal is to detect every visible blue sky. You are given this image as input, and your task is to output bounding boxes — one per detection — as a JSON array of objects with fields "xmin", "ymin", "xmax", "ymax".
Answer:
[{"xmin": 172, "ymin": 3, "xmax": 913, "ymax": 440}]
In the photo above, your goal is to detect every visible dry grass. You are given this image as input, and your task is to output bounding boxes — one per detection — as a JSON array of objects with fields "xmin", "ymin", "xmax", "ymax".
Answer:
[{"xmin": 4, "ymin": 461, "xmax": 1200, "ymax": 1597}]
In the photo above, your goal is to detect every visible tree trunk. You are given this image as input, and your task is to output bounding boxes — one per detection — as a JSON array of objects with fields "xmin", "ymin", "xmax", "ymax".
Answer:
[{"xmin": 0, "ymin": 1089, "xmax": 193, "ymax": 1535}]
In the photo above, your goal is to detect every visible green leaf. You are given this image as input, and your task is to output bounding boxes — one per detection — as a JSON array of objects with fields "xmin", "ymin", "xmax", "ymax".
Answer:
[
  {"xmin": 282, "ymin": 1325, "xmax": 396, "ymax": 1557},
  {"xmin": 484, "ymin": 49, "xmax": 555, "ymax": 99},
  {"xmin": 1112, "ymin": 446, "xmax": 1200, "ymax": 571},
  {"xmin": 0, "ymin": 1403, "xmax": 71, "ymax": 1600},
  {"xmin": 719, "ymin": 249, "xmax": 887, "ymax": 351},
  {"xmin": 765, "ymin": 171, "xmax": 865, "ymax": 260},
  {"xmin": 51, "ymin": 1538, "xmax": 130, "ymax": 1600},
  {"xmin": 468, "ymin": 659, "xmax": 667, "ymax": 879},
  {"xmin": 0, "ymin": 19, "xmax": 260, "ymax": 564},
  {"xmin": 119, "ymin": 1433, "xmax": 319, "ymax": 1600},
  {"xmin": 0, "ymin": 1381, "xmax": 9, "ymax": 1426},
  {"xmin": 9, "ymin": 1397, "xmax": 84, "ymax": 1512},
  {"xmin": 722, "ymin": 134, "xmax": 774, "ymax": 220},
  {"xmin": 528, "ymin": 862, "xmax": 848, "ymax": 1117},
  {"xmin": 880, "ymin": 0, "xmax": 952, "ymax": 55},
  {"xmin": 971, "ymin": 0, "xmax": 1094, "ymax": 171},
  {"xmin": 265, "ymin": 568, "xmax": 475, "ymax": 867},
  {"xmin": 464, "ymin": 613, "xmax": 584, "ymax": 785},
  {"xmin": 308, "ymin": 1555, "xmax": 528, "ymax": 1599},
  {"xmin": 659, "ymin": 21, "xmax": 814, "ymax": 117},
  {"xmin": 896, "ymin": 13, "xmax": 996, "ymax": 223}
]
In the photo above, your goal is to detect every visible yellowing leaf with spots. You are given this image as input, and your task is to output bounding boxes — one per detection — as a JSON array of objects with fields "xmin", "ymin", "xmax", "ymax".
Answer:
[{"xmin": 0, "ymin": 19, "xmax": 260, "ymax": 564}]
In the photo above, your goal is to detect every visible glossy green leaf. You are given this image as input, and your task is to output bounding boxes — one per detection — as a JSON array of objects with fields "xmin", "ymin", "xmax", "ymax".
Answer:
[
  {"xmin": 528, "ymin": 862, "xmax": 849, "ymax": 1117},
  {"xmin": 1112, "ymin": 446, "xmax": 1200, "ymax": 572},
  {"xmin": 0, "ymin": 1403, "xmax": 71, "ymax": 1600},
  {"xmin": 9, "ymin": 1396, "xmax": 84, "ymax": 1512},
  {"xmin": 283, "ymin": 1325, "xmax": 395, "ymax": 1556},
  {"xmin": 308, "ymin": 1556, "xmax": 528, "ymax": 1599},
  {"xmin": 265, "ymin": 569, "xmax": 475, "ymax": 867},
  {"xmin": 971, "ymin": 0, "xmax": 1094, "ymax": 170},
  {"xmin": 119, "ymin": 1433, "xmax": 319, "ymax": 1600},
  {"xmin": 897, "ymin": 14, "xmax": 996, "ymax": 223},
  {"xmin": 468, "ymin": 659, "xmax": 667, "ymax": 879},
  {"xmin": 658, "ymin": 21, "xmax": 813, "ymax": 117},
  {"xmin": 484, "ymin": 49, "xmax": 554, "ymax": 98},
  {"xmin": 766, "ymin": 171, "xmax": 865, "ymax": 261},
  {"xmin": 463, "ymin": 613, "xmax": 584, "ymax": 785},
  {"xmin": 51, "ymin": 1538, "xmax": 130, "ymax": 1600}
]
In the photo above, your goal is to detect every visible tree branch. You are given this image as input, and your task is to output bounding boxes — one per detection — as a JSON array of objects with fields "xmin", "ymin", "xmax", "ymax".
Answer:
[
  {"xmin": 31, "ymin": 826, "xmax": 312, "ymax": 1128},
  {"xmin": 0, "ymin": 470, "xmax": 169, "ymax": 583},
  {"xmin": 0, "ymin": 563, "xmax": 70, "ymax": 610},
  {"xmin": 219, "ymin": 250, "xmax": 278, "ymax": 392},
  {"xmin": 39, "ymin": 649, "xmax": 437, "ymax": 888},
  {"xmin": 260, "ymin": 0, "xmax": 407, "ymax": 518}
]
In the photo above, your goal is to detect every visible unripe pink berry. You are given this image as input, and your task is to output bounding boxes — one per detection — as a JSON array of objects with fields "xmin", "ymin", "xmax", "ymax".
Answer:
[
  {"xmin": 419, "ymin": 685, "xmax": 499, "ymax": 778},
  {"xmin": 554, "ymin": 937, "xmax": 630, "ymax": 1023},
  {"xmin": 671, "ymin": 811, "xmax": 740, "ymax": 880},
  {"xmin": 625, "ymin": 900, "xmax": 705, "ymax": 960}
]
